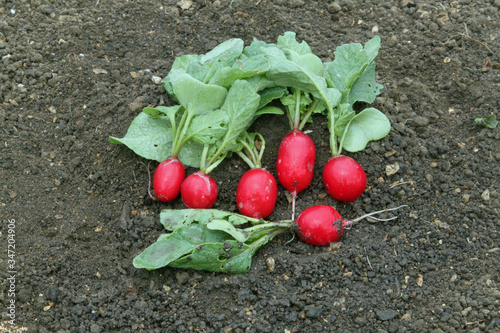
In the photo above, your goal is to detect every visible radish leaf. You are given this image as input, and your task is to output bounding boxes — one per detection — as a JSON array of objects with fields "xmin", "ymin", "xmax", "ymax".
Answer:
[
  {"xmin": 109, "ymin": 112, "xmax": 173, "ymax": 163},
  {"xmin": 134, "ymin": 209, "xmax": 290, "ymax": 273},
  {"xmin": 172, "ymin": 74, "xmax": 227, "ymax": 116},
  {"xmin": 187, "ymin": 109, "xmax": 229, "ymax": 145},
  {"xmin": 207, "ymin": 54, "xmax": 270, "ymax": 88},
  {"xmin": 207, "ymin": 219, "xmax": 247, "ymax": 242},
  {"xmin": 341, "ymin": 108, "xmax": 391, "ymax": 152},
  {"xmin": 160, "ymin": 209, "xmax": 254, "ymax": 231},
  {"xmin": 132, "ymin": 224, "xmax": 230, "ymax": 270},
  {"xmin": 203, "ymin": 80, "xmax": 261, "ymax": 169},
  {"xmin": 347, "ymin": 63, "xmax": 384, "ymax": 105},
  {"xmin": 325, "ymin": 35, "xmax": 381, "ymax": 95},
  {"xmin": 168, "ymin": 240, "xmax": 254, "ymax": 274}
]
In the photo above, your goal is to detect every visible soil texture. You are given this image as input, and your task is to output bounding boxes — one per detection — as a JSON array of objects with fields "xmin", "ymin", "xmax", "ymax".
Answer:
[{"xmin": 1, "ymin": 0, "xmax": 499, "ymax": 332}]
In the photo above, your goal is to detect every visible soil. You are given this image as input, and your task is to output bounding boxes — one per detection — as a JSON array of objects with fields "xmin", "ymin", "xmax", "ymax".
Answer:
[{"xmin": 1, "ymin": 0, "xmax": 499, "ymax": 332}]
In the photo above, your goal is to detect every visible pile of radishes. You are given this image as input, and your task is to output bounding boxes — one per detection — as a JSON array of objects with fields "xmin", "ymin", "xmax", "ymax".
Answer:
[{"xmin": 112, "ymin": 32, "xmax": 407, "ymax": 273}]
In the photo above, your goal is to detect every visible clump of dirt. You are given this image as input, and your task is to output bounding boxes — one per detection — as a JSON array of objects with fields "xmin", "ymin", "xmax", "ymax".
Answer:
[{"xmin": 1, "ymin": 0, "xmax": 498, "ymax": 332}]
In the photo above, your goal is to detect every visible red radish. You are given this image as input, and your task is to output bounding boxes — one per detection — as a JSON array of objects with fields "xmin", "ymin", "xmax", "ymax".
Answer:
[
  {"xmin": 275, "ymin": 88, "xmax": 320, "ymax": 219},
  {"xmin": 235, "ymin": 133, "xmax": 278, "ymax": 219},
  {"xmin": 181, "ymin": 171, "xmax": 218, "ymax": 208},
  {"xmin": 296, "ymin": 205, "xmax": 407, "ymax": 246},
  {"xmin": 152, "ymin": 157, "xmax": 185, "ymax": 202},
  {"xmin": 276, "ymin": 129, "xmax": 316, "ymax": 218},
  {"xmin": 236, "ymin": 168, "xmax": 278, "ymax": 219},
  {"xmin": 296, "ymin": 205, "xmax": 343, "ymax": 245},
  {"xmin": 323, "ymin": 155, "xmax": 366, "ymax": 203}
]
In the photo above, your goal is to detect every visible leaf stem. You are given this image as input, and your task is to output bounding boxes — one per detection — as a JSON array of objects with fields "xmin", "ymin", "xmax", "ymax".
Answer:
[
  {"xmin": 236, "ymin": 151, "xmax": 256, "ymax": 169},
  {"xmin": 238, "ymin": 136, "xmax": 258, "ymax": 168},
  {"xmin": 204, "ymin": 154, "xmax": 227, "ymax": 174},
  {"xmin": 298, "ymin": 99, "xmax": 319, "ymax": 131},
  {"xmin": 171, "ymin": 111, "xmax": 192, "ymax": 157},
  {"xmin": 244, "ymin": 221, "xmax": 294, "ymax": 242},
  {"xmin": 328, "ymin": 107, "xmax": 338, "ymax": 156},
  {"xmin": 246, "ymin": 228, "xmax": 289, "ymax": 257},
  {"xmin": 336, "ymin": 117, "xmax": 354, "ymax": 157},
  {"xmin": 255, "ymin": 133, "xmax": 265, "ymax": 165},
  {"xmin": 199, "ymin": 145, "xmax": 209, "ymax": 173},
  {"xmin": 293, "ymin": 89, "xmax": 301, "ymax": 130}
]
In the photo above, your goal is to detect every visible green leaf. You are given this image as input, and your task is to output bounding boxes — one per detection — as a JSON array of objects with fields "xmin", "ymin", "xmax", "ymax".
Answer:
[
  {"xmin": 207, "ymin": 54, "xmax": 270, "ymax": 88},
  {"xmin": 276, "ymin": 32, "xmax": 324, "ymax": 76},
  {"xmin": 280, "ymin": 90, "xmax": 312, "ymax": 123},
  {"xmin": 168, "ymin": 240, "xmax": 254, "ymax": 274},
  {"xmin": 109, "ymin": 112, "xmax": 172, "ymax": 162},
  {"xmin": 245, "ymin": 74, "xmax": 277, "ymax": 92},
  {"xmin": 325, "ymin": 36, "xmax": 381, "ymax": 94},
  {"xmin": 254, "ymin": 105, "xmax": 284, "ymax": 118},
  {"xmin": 277, "ymin": 31, "xmax": 312, "ymax": 55},
  {"xmin": 347, "ymin": 63, "xmax": 384, "ymax": 105},
  {"xmin": 474, "ymin": 114, "xmax": 498, "ymax": 128},
  {"xmin": 132, "ymin": 224, "xmax": 228, "ymax": 270},
  {"xmin": 330, "ymin": 103, "xmax": 355, "ymax": 136},
  {"xmin": 135, "ymin": 208, "xmax": 288, "ymax": 273},
  {"xmin": 341, "ymin": 108, "xmax": 391, "ymax": 152},
  {"xmin": 290, "ymin": 52, "xmax": 324, "ymax": 76},
  {"xmin": 178, "ymin": 140, "xmax": 204, "ymax": 168},
  {"xmin": 143, "ymin": 105, "xmax": 183, "ymax": 134},
  {"xmin": 257, "ymin": 86, "xmax": 287, "ymax": 109},
  {"xmin": 172, "ymin": 74, "xmax": 228, "ymax": 116},
  {"xmin": 207, "ymin": 219, "xmax": 247, "ymax": 242},
  {"xmin": 200, "ymin": 38, "xmax": 244, "ymax": 66},
  {"xmin": 262, "ymin": 46, "xmax": 340, "ymax": 112},
  {"xmin": 211, "ymin": 80, "xmax": 261, "ymax": 156},
  {"xmin": 163, "ymin": 54, "xmax": 202, "ymax": 96},
  {"xmin": 243, "ymin": 39, "xmax": 276, "ymax": 57},
  {"xmin": 160, "ymin": 209, "xmax": 254, "ymax": 231},
  {"xmin": 187, "ymin": 109, "xmax": 229, "ymax": 145}
]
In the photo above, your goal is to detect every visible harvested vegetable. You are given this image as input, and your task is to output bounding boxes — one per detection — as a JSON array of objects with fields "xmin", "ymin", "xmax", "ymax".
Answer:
[
  {"xmin": 296, "ymin": 205, "xmax": 407, "ymax": 246},
  {"xmin": 235, "ymin": 133, "xmax": 277, "ymax": 219},
  {"xmin": 321, "ymin": 36, "xmax": 390, "ymax": 202},
  {"xmin": 133, "ymin": 205, "xmax": 407, "ymax": 273}
]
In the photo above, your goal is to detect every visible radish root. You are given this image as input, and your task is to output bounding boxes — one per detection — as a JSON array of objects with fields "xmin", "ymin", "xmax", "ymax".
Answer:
[
  {"xmin": 147, "ymin": 162, "xmax": 158, "ymax": 201},
  {"xmin": 343, "ymin": 205, "xmax": 408, "ymax": 228}
]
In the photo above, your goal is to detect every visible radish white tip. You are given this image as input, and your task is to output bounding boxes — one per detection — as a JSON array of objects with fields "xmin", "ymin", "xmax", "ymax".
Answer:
[
  {"xmin": 284, "ymin": 232, "xmax": 295, "ymax": 245},
  {"xmin": 147, "ymin": 162, "xmax": 158, "ymax": 201},
  {"xmin": 366, "ymin": 216, "xmax": 399, "ymax": 222},
  {"xmin": 351, "ymin": 205, "xmax": 408, "ymax": 223}
]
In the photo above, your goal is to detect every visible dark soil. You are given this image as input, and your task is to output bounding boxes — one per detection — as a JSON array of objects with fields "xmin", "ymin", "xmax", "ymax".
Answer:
[{"xmin": 1, "ymin": 0, "xmax": 499, "ymax": 332}]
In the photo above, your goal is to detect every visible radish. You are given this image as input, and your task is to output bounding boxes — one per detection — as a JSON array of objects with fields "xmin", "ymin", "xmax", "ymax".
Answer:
[
  {"xmin": 237, "ymin": 169, "xmax": 277, "ymax": 219},
  {"xmin": 321, "ymin": 36, "xmax": 390, "ymax": 203},
  {"xmin": 236, "ymin": 133, "xmax": 277, "ymax": 219},
  {"xmin": 181, "ymin": 171, "xmax": 218, "ymax": 209},
  {"xmin": 296, "ymin": 205, "xmax": 407, "ymax": 246},
  {"xmin": 275, "ymin": 89, "xmax": 321, "ymax": 219},
  {"xmin": 152, "ymin": 157, "xmax": 186, "ymax": 202},
  {"xmin": 276, "ymin": 129, "xmax": 316, "ymax": 218},
  {"xmin": 323, "ymin": 155, "xmax": 367, "ymax": 203}
]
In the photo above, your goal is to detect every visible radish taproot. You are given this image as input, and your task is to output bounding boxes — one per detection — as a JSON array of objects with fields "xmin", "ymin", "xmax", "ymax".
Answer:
[
  {"xmin": 152, "ymin": 157, "xmax": 186, "ymax": 202},
  {"xmin": 236, "ymin": 133, "xmax": 277, "ymax": 219},
  {"xmin": 323, "ymin": 155, "xmax": 367, "ymax": 203},
  {"xmin": 320, "ymin": 36, "xmax": 390, "ymax": 202},
  {"xmin": 237, "ymin": 168, "xmax": 277, "ymax": 219},
  {"xmin": 296, "ymin": 205, "xmax": 407, "ymax": 246},
  {"xmin": 276, "ymin": 129, "xmax": 316, "ymax": 218},
  {"xmin": 261, "ymin": 32, "xmax": 339, "ymax": 219},
  {"xmin": 181, "ymin": 171, "xmax": 218, "ymax": 209}
]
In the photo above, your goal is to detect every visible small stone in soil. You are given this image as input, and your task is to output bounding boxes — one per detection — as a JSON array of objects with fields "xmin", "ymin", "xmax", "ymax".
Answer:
[{"xmin": 376, "ymin": 309, "xmax": 399, "ymax": 321}]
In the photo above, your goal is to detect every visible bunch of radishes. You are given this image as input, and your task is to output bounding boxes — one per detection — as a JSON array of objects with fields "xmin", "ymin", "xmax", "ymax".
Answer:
[{"xmin": 113, "ymin": 32, "xmax": 405, "ymax": 271}]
